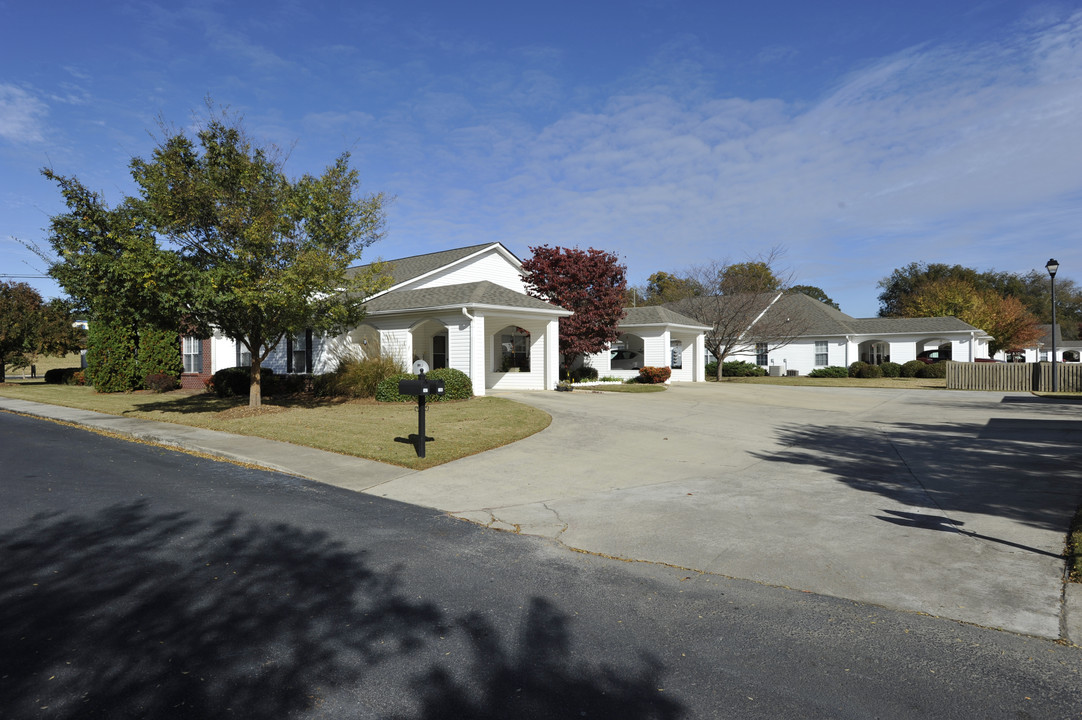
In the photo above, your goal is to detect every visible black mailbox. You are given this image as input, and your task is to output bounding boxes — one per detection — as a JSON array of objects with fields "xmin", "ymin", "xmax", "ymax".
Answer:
[
  {"xmin": 397, "ymin": 371, "xmax": 444, "ymax": 458},
  {"xmin": 398, "ymin": 378, "xmax": 445, "ymax": 396}
]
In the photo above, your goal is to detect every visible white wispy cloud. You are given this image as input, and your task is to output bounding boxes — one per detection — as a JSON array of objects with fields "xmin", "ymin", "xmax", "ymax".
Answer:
[
  {"xmin": 0, "ymin": 84, "xmax": 48, "ymax": 144},
  {"xmin": 382, "ymin": 9, "xmax": 1082, "ymax": 312}
]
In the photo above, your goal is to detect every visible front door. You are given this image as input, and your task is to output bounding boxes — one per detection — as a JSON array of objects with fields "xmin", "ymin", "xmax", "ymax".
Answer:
[{"xmin": 433, "ymin": 335, "xmax": 447, "ymax": 369}]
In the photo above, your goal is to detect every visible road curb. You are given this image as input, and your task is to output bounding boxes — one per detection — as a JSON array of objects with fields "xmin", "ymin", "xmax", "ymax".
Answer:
[{"xmin": 1064, "ymin": 583, "xmax": 1082, "ymax": 646}]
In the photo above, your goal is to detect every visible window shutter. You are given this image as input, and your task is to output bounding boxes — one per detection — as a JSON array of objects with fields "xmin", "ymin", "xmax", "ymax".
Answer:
[
  {"xmin": 286, "ymin": 336, "xmax": 294, "ymax": 374},
  {"xmin": 305, "ymin": 329, "xmax": 313, "ymax": 374}
]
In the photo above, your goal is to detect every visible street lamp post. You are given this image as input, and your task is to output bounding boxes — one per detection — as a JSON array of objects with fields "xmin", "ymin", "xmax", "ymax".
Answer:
[{"xmin": 1046, "ymin": 258, "xmax": 1059, "ymax": 393}]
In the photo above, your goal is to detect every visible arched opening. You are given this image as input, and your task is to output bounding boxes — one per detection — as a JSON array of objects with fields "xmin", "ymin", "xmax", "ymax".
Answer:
[
  {"xmin": 1064, "ymin": 349, "xmax": 1081, "ymax": 363},
  {"xmin": 495, "ymin": 325, "xmax": 530, "ymax": 372},
  {"xmin": 611, "ymin": 333, "xmax": 645, "ymax": 370},
  {"xmin": 410, "ymin": 319, "xmax": 449, "ymax": 369},
  {"xmin": 858, "ymin": 340, "xmax": 890, "ymax": 365}
]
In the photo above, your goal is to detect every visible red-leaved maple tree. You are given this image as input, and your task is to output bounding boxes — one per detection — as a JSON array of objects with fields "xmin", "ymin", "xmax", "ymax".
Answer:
[{"xmin": 521, "ymin": 245, "xmax": 627, "ymax": 375}]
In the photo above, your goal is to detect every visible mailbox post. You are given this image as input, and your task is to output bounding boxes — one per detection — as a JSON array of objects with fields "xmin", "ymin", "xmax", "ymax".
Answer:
[{"xmin": 397, "ymin": 370, "xmax": 445, "ymax": 458}]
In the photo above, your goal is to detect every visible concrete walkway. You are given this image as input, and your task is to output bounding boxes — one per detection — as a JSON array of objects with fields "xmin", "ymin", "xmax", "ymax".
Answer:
[{"xmin": 3, "ymin": 384, "xmax": 1081, "ymax": 642}]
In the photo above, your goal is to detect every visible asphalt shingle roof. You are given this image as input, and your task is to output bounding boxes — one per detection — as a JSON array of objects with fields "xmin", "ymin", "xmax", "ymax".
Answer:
[
  {"xmin": 621, "ymin": 305, "xmax": 710, "ymax": 328},
  {"xmin": 347, "ymin": 243, "xmax": 508, "ymax": 288},
  {"xmin": 364, "ymin": 281, "xmax": 567, "ymax": 314}
]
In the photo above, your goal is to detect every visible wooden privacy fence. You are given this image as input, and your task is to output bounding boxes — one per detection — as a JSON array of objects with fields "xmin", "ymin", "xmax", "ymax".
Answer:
[{"xmin": 947, "ymin": 362, "xmax": 1082, "ymax": 392}]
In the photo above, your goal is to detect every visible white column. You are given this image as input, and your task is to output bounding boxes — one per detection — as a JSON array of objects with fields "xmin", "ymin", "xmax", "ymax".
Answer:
[
  {"xmin": 694, "ymin": 332, "xmax": 705, "ymax": 382},
  {"xmin": 470, "ymin": 311, "xmax": 486, "ymax": 397},
  {"xmin": 545, "ymin": 318, "xmax": 560, "ymax": 390}
]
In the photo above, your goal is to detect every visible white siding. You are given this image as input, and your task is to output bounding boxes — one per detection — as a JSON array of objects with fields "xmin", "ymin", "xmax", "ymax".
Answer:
[{"xmin": 403, "ymin": 249, "xmax": 527, "ymax": 294}]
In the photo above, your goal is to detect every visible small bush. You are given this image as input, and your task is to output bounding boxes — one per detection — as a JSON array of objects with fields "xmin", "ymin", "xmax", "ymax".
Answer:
[
  {"xmin": 427, "ymin": 367, "xmax": 473, "ymax": 400},
  {"xmin": 807, "ymin": 366, "xmax": 848, "ymax": 378},
  {"xmin": 901, "ymin": 360, "xmax": 925, "ymax": 378},
  {"xmin": 860, "ymin": 363, "xmax": 884, "ymax": 378},
  {"xmin": 375, "ymin": 368, "xmax": 473, "ymax": 402},
  {"xmin": 917, "ymin": 361, "xmax": 948, "ymax": 379},
  {"xmin": 72, "ymin": 370, "xmax": 86, "ymax": 386},
  {"xmin": 375, "ymin": 372, "xmax": 417, "ymax": 403},
  {"xmin": 44, "ymin": 367, "xmax": 83, "ymax": 385},
  {"xmin": 880, "ymin": 361, "xmax": 902, "ymax": 378},
  {"xmin": 848, "ymin": 361, "xmax": 868, "ymax": 378},
  {"xmin": 143, "ymin": 373, "xmax": 178, "ymax": 393},
  {"xmin": 638, "ymin": 366, "xmax": 672, "ymax": 384},
  {"xmin": 570, "ymin": 365, "xmax": 599, "ymax": 382},
  {"xmin": 722, "ymin": 361, "xmax": 767, "ymax": 377},
  {"xmin": 212, "ymin": 366, "xmax": 276, "ymax": 398},
  {"xmin": 705, "ymin": 360, "xmax": 718, "ymax": 378}
]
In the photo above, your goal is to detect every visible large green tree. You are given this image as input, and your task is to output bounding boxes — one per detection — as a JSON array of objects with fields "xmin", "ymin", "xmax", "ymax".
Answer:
[
  {"xmin": 878, "ymin": 261, "xmax": 1082, "ymax": 340},
  {"xmin": 788, "ymin": 285, "xmax": 840, "ymax": 310},
  {"xmin": 42, "ymin": 110, "xmax": 390, "ymax": 406},
  {"xmin": 896, "ymin": 277, "xmax": 1043, "ymax": 355},
  {"xmin": 0, "ymin": 282, "xmax": 84, "ymax": 382}
]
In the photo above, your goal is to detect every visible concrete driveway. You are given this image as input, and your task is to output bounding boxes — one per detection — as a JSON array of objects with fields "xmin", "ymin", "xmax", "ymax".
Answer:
[{"xmin": 366, "ymin": 383, "xmax": 1082, "ymax": 639}]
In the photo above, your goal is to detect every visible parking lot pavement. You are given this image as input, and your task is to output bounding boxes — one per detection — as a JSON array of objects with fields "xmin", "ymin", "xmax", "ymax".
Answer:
[{"xmin": 365, "ymin": 383, "xmax": 1082, "ymax": 640}]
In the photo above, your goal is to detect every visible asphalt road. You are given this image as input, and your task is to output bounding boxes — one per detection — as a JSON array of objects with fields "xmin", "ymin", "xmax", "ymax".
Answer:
[{"xmin": 2, "ymin": 412, "xmax": 1080, "ymax": 719}]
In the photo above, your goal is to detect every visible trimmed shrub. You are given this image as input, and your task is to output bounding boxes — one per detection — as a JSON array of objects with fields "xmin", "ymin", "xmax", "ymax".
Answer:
[
  {"xmin": 44, "ymin": 367, "xmax": 82, "ymax": 385},
  {"xmin": 901, "ymin": 360, "xmax": 925, "ymax": 378},
  {"xmin": 375, "ymin": 372, "xmax": 417, "ymax": 403},
  {"xmin": 638, "ymin": 366, "xmax": 672, "ymax": 384},
  {"xmin": 917, "ymin": 361, "xmax": 948, "ymax": 379},
  {"xmin": 848, "ymin": 361, "xmax": 868, "ymax": 378},
  {"xmin": 138, "ymin": 326, "xmax": 182, "ymax": 384},
  {"xmin": 375, "ymin": 368, "xmax": 473, "ymax": 402},
  {"xmin": 72, "ymin": 370, "xmax": 86, "ymax": 386},
  {"xmin": 212, "ymin": 366, "xmax": 276, "ymax": 398},
  {"xmin": 880, "ymin": 361, "xmax": 902, "ymax": 378},
  {"xmin": 143, "ymin": 373, "xmax": 178, "ymax": 393},
  {"xmin": 87, "ymin": 319, "xmax": 140, "ymax": 392},
  {"xmin": 427, "ymin": 367, "xmax": 473, "ymax": 400},
  {"xmin": 807, "ymin": 366, "xmax": 848, "ymax": 378},
  {"xmin": 570, "ymin": 365, "xmax": 599, "ymax": 382},
  {"xmin": 705, "ymin": 360, "xmax": 718, "ymax": 378},
  {"xmin": 722, "ymin": 361, "xmax": 767, "ymax": 377},
  {"xmin": 858, "ymin": 363, "xmax": 884, "ymax": 378}
]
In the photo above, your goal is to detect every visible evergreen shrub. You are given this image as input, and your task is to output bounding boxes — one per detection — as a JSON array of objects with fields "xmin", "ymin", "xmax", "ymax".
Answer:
[
  {"xmin": 917, "ymin": 361, "xmax": 948, "ymax": 379},
  {"xmin": 138, "ymin": 327, "xmax": 181, "ymax": 384},
  {"xmin": 212, "ymin": 366, "xmax": 276, "ymax": 398},
  {"xmin": 722, "ymin": 361, "xmax": 766, "ymax": 377},
  {"xmin": 87, "ymin": 319, "xmax": 140, "ymax": 392},
  {"xmin": 807, "ymin": 366, "xmax": 848, "ymax": 378},
  {"xmin": 44, "ymin": 367, "xmax": 82, "ymax": 385},
  {"xmin": 880, "ymin": 361, "xmax": 902, "ymax": 378},
  {"xmin": 901, "ymin": 360, "xmax": 925, "ymax": 378}
]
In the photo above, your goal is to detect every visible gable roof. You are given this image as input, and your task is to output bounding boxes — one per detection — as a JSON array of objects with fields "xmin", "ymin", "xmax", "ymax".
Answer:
[
  {"xmin": 348, "ymin": 243, "xmax": 517, "ymax": 290},
  {"xmin": 364, "ymin": 280, "xmax": 569, "ymax": 315},
  {"xmin": 621, "ymin": 305, "xmax": 710, "ymax": 330},
  {"xmin": 666, "ymin": 292, "xmax": 984, "ymax": 338}
]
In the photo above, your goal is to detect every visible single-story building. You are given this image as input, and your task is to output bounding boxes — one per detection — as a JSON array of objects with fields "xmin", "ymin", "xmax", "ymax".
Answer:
[
  {"xmin": 180, "ymin": 242, "xmax": 716, "ymax": 394},
  {"xmin": 681, "ymin": 292, "xmax": 993, "ymax": 376},
  {"xmin": 994, "ymin": 324, "xmax": 1082, "ymax": 363}
]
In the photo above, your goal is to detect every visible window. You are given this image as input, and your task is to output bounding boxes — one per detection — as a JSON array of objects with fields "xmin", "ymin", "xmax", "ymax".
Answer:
[
  {"xmin": 1040, "ymin": 351, "xmax": 1049, "ymax": 362},
  {"xmin": 498, "ymin": 327, "xmax": 530, "ymax": 372},
  {"xmin": 182, "ymin": 336, "xmax": 203, "ymax": 374},
  {"xmin": 286, "ymin": 330, "xmax": 312, "ymax": 374},
  {"xmin": 236, "ymin": 340, "xmax": 251, "ymax": 368},
  {"xmin": 670, "ymin": 340, "xmax": 683, "ymax": 369},
  {"xmin": 755, "ymin": 343, "xmax": 768, "ymax": 366},
  {"xmin": 815, "ymin": 341, "xmax": 828, "ymax": 366}
]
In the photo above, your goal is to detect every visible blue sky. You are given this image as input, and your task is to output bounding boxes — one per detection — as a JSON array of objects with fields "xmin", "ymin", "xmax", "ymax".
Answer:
[{"xmin": 2, "ymin": 0, "xmax": 1081, "ymax": 317}]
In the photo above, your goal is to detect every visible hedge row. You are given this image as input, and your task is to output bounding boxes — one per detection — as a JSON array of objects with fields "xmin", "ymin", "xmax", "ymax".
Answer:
[{"xmin": 374, "ymin": 368, "xmax": 474, "ymax": 402}]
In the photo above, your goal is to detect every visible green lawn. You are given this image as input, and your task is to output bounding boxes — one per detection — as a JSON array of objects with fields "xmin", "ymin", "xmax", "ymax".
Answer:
[{"xmin": 0, "ymin": 382, "xmax": 551, "ymax": 470}]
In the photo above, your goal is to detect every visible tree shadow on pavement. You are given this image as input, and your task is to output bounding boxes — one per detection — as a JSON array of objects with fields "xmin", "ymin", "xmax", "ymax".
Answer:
[
  {"xmin": 394, "ymin": 598, "xmax": 682, "ymax": 720},
  {"xmin": 0, "ymin": 502, "xmax": 683, "ymax": 719},
  {"xmin": 752, "ymin": 420, "xmax": 1082, "ymax": 532}
]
